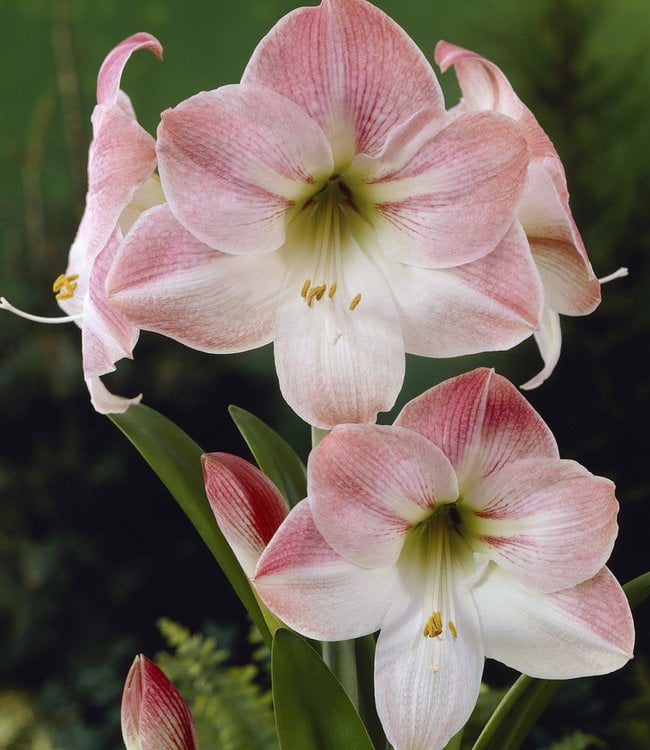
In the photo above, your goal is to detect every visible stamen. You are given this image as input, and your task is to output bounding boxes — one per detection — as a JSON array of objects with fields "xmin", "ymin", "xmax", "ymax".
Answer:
[
  {"xmin": 52, "ymin": 273, "xmax": 79, "ymax": 300},
  {"xmin": 314, "ymin": 284, "xmax": 327, "ymax": 301},
  {"xmin": 301, "ymin": 278, "xmax": 311, "ymax": 298},
  {"xmin": 0, "ymin": 296, "xmax": 82, "ymax": 324},
  {"xmin": 423, "ymin": 610, "xmax": 443, "ymax": 638},
  {"xmin": 599, "ymin": 267, "xmax": 628, "ymax": 284},
  {"xmin": 349, "ymin": 293, "xmax": 362, "ymax": 311},
  {"xmin": 328, "ymin": 282, "xmax": 337, "ymax": 299},
  {"xmin": 448, "ymin": 620, "xmax": 458, "ymax": 639}
]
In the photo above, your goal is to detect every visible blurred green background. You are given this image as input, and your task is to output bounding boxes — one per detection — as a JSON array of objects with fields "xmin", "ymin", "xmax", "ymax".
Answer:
[{"xmin": 1, "ymin": 0, "xmax": 648, "ymax": 747}]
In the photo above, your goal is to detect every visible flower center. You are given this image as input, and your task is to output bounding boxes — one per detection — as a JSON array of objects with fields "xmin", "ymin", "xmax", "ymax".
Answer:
[{"xmin": 293, "ymin": 173, "xmax": 366, "ymax": 312}]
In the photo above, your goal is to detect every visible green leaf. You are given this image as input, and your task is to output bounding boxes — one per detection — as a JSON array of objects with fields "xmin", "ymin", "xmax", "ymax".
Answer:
[
  {"xmin": 272, "ymin": 629, "xmax": 375, "ymax": 750},
  {"xmin": 623, "ymin": 570, "xmax": 650, "ymax": 609},
  {"xmin": 472, "ymin": 570, "xmax": 650, "ymax": 750},
  {"xmin": 229, "ymin": 405, "xmax": 307, "ymax": 507},
  {"xmin": 109, "ymin": 403, "xmax": 272, "ymax": 646}
]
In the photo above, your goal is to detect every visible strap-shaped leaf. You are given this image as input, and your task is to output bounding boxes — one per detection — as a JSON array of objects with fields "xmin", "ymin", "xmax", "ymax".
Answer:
[
  {"xmin": 229, "ymin": 405, "xmax": 307, "ymax": 507},
  {"xmin": 109, "ymin": 403, "xmax": 272, "ymax": 646},
  {"xmin": 472, "ymin": 571, "xmax": 650, "ymax": 750},
  {"xmin": 272, "ymin": 629, "xmax": 375, "ymax": 750}
]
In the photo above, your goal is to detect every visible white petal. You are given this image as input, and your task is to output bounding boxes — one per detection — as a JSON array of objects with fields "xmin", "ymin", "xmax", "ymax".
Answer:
[
  {"xmin": 472, "ymin": 562, "xmax": 634, "ymax": 678},
  {"xmin": 520, "ymin": 307, "xmax": 562, "ymax": 390},
  {"xmin": 375, "ymin": 562, "xmax": 483, "ymax": 750}
]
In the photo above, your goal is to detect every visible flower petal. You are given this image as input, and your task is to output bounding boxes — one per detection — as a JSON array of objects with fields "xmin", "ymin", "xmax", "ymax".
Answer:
[
  {"xmin": 354, "ymin": 110, "xmax": 530, "ymax": 268},
  {"xmin": 385, "ymin": 221, "xmax": 543, "ymax": 357},
  {"xmin": 273, "ymin": 234, "xmax": 405, "ymax": 427},
  {"xmin": 121, "ymin": 654, "xmax": 198, "ymax": 750},
  {"xmin": 463, "ymin": 458, "xmax": 619, "ymax": 592},
  {"xmin": 202, "ymin": 453, "xmax": 290, "ymax": 577},
  {"xmin": 242, "ymin": 0, "xmax": 444, "ymax": 163},
  {"xmin": 520, "ymin": 163, "xmax": 600, "ymax": 315},
  {"xmin": 108, "ymin": 205, "xmax": 285, "ymax": 353},
  {"xmin": 254, "ymin": 500, "xmax": 398, "ymax": 639},
  {"xmin": 96, "ymin": 33, "xmax": 162, "ymax": 107},
  {"xmin": 86, "ymin": 376, "xmax": 141, "ymax": 415},
  {"xmin": 395, "ymin": 368, "xmax": 559, "ymax": 489},
  {"xmin": 472, "ymin": 563, "xmax": 634, "ymax": 678},
  {"xmin": 520, "ymin": 307, "xmax": 562, "ymax": 390},
  {"xmin": 157, "ymin": 84, "xmax": 333, "ymax": 254},
  {"xmin": 375, "ymin": 563, "xmax": 483, "ymax": 750},
  {"xmin": 308, "ymin": 424, "xmax": 458, "ymax": 568}
]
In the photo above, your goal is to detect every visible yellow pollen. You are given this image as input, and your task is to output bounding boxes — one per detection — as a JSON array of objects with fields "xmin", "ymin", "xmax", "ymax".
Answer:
[
  {"xmin": 448, "ymin": 620, "xmax": 458, "ymax": 639},
  {"xmin": 300, "ymin": 278, "xmax": 311, "ymax": 298},
  {"xmin": 328, "ymin": 282, "xmax": 337, "ymax": 299},
  {"xmin": 423, "ymin": 611, "xmax": 443, "ymax": 639},
  {"xmin": 349, "ymin": 293, "xmax": 362, "ymax": 311},
  {"xmin": 314, "ymin": 284, "xmax": 327, "ymax": 301},
  {"xmin": 53, "ymin": 273, "xmax": 79, "ymax": 300}
]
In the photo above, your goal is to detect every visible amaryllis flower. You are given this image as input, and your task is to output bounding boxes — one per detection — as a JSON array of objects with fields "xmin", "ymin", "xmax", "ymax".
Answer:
[
  {"xmin": 121, "ymin": 654, "xmax": 198, "ymax": 750},
  {"xmin": 107, "ymin": 0, "xmax": 543, "ymax": 428},
  {"xmin": 1, "ymin": 33, "xmax": 163, "ymax": 412},
  {"xmin": 254, "ymin": 368, "xmax": 634, "ymax": 750},
  {"xmin": 435, "ymin": 41, "xmax": 602, "ymax": 389}
]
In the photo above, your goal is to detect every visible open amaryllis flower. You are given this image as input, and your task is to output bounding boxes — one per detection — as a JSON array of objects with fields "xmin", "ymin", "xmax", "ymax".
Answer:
[
  {"xmin": 121, "ymin": 654, "xmax": 198, "ymax": 750},
  {"xmin": 254, "ymin": 368, "xmax": 634, "ymax": 750},
  {"xmin": 435, "ymin": 41, "xmax": 603, "ymax": 389},
  {"xmin": 107, "ymin": 0, "xmax": 544, "ymax": 428},
  {"xmin": 1, "ymin": 33, "xmax": 163, "ymax": 412}
]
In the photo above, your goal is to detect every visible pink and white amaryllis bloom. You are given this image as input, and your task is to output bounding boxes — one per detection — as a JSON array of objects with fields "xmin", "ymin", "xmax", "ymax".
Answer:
[
  {"xmin": 121, "ymin": 654, "xmax": 198, "ymax": 750},
  {"xmin": 435, "ymin": 41, "xmax": 603, "ymax": 389},
  {"xmin": 1, "ymin": 33, "xmax": 164, "ymax": 413},
  {"xmin": 254, "ymin": 368, "xmax": 634, "ymax": 750},
  {"xmin": 107, "ymin": 0, "xmax": 544, "ymax": 428}
]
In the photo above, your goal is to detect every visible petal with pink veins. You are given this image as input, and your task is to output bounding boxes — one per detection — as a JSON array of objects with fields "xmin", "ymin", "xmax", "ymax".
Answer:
[
  {"xmin": 157, "ymin": 84, "xmax": 333, "ymax": 254},
  {"xmin": 354, "ymin": 110, "xmax": 530, "ymax": 268},
  {"xmin": 243, "ymin": 0, "xmax": 444, "ymax": 163},
  {"xmin": 254, "ymin": 500, "xmax": 399, "ymax": 639},
  {"xmin": 463, "ymin": 458, "xmax": 618, "ymax": 592},
  {"xmin": 202, "ymin": 452, "xmax": 290, "ymax": 576},
  {"xmin": 308, "ymin": 424, "xmax": 458, "ymax": 568},
  {"xmin": 395, "ymin": 368, "xmax": 559, "ymax": 489},
  {"xmin": 108, "ymin": 205, "xmax": 285, "ymax": 353},
  {"xmin": 385, "ymin": 221, "xmax": 543, "ymax": 357},
  {"xmin": 472, "ymin": 564, "xmax": 634, "ymax": 678}
]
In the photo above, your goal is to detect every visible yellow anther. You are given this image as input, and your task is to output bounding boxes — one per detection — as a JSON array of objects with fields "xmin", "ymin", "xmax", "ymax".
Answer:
[
  {"xmin": 301, "ymin": 278, "xmax": 311, "ymax": 298},
  {"xmin": 53, "ymin": 273, "xmax": 79, "ymax": 300},
  {"xmin": 328, "ymin": 282, "xmax": 337, "ymax": 299},
  {"xmin": 349, "ymin": 293, "xmax": 362, "ymax": 311},
  {"xmin": 448, "ymin": 620, "xmax": 458, "ymax": 640},
  {"xmin": 423, "ymin": 611, "xmax": 443, "ymax": 638},
  {"xmin": 306, "ymin": 284, "xmax": 327, "ymax": 306}
]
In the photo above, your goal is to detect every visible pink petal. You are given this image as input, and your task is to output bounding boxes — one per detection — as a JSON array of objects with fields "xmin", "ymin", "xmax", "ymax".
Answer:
[
  {"xmin": 156, "ymin": 84, "xmax": 333, "ymax": 254},
  {"xmin": 85, "ymin": 38, "xmax": 160, "ymax": 262},
  {"xmin": 464, "ymin": 458, "xmax": 619, "ymax": 592},
  {"xmin": 308, "ymin": 424, "xmax": 458, "ymax": 568},
  {"xmin": 375, "ymin": 563, "xmax": 483, "ymax": 750},
  {"xmin": 521, "ymin": 164, "xmax": 600, "ymax": 315},
  {"xmin": 202, "ymin": 453, "xmax": 290, "ymax": 576},
  {"xmin": 121, "ymin": 654, "xmax": 198, "ymax": 750},
  {"xmin": 96, "ymin": 33, "xmax": 162, "ymax": 107},
  {"xmin": 83, "ymin": 231, "xmax": 140, "ymax": 378},
  {"xmin": 395, "ymin": 369, "xmax": 559, "ymax": 489},
  {"xmin": 354, "ymin": 110, "xmax": 530, "ymax": 268},
  {"xmin": 108, "ymin": 205, "xmax": 285, "ymax": 353},
  {"xmin": 254, "ymin": 500, "xmax": 398, "ymax": 639},
  {"xmin": 387, "ymin": 221, "xmax": 543, "ymax": 357},
  {"xmin": 520, "ymin": 308, "xmax": 562, "ymax": 390},
  {"xmin": 273, "ymin": 238, "xmax": 405, "ymax": 427},
  {"xmin": 472, "ymin": 565, "xmax": 634, "ymax": 678},
  {"xmin": 242, "ymin": 0, "xmax": 444, "ymax": 162}
]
